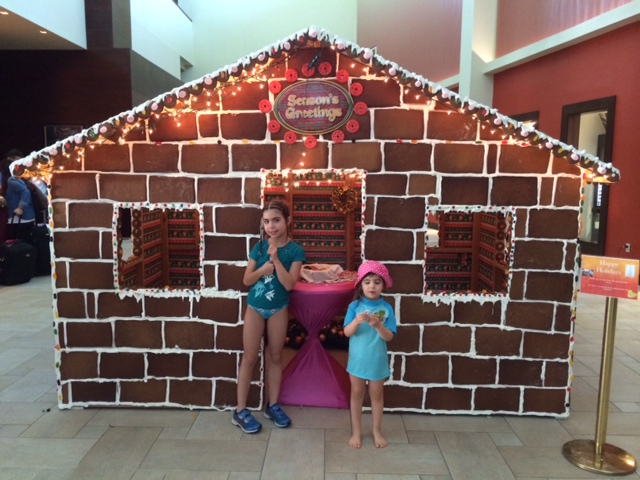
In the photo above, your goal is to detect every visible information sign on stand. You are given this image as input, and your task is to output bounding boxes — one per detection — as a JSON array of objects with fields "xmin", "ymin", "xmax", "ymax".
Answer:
[
  {"xmin": 562, "ymin": 255, "xmax": 638, "ymax": 475},
  {"xmin": 580, "ymin": 255, "xmax": 638, "ymax": 300}
]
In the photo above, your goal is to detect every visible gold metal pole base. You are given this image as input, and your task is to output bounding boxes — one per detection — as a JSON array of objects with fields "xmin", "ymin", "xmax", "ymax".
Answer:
[{"xmin": 563, "ymin": 439, "xmax": 637, "ymax": 475}]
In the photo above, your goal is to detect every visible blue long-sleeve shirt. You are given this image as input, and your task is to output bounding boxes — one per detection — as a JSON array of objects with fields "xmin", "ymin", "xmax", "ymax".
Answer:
[{"xmin": 6, "ymin": 177, "xmax": 35, "ymax": 222}]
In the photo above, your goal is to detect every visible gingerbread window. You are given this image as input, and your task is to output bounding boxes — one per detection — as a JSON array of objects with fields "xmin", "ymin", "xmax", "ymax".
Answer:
[
  {"xmin": 425, "ymin": 208, "xmax": 515, "ymax": 295},
  {"xmin": 114, "ymin": 203, "xmax": 204, "ymax": 291}
]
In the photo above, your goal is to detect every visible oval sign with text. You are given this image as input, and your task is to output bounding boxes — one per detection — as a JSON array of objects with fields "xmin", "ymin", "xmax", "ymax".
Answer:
[{"xmin": 273, "ymin": 80, "xmax": 354, "ymax": 135}]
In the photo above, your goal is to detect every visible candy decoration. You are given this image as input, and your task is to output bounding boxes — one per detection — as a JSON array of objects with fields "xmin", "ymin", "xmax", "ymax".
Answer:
[
  {"xmin": 346, "ymin": 120, "xmax": 360, "ymax": 133},
  {"xmin": 268, "ymin": 120, "xmax": 281, "ymax": 133},
  {"xmin": 137, "ymin": 106, "xmax": 151, "ymax": 119},
  {"xmin": 285, "ymin": 69, "xmax": 298, "ymax": 82},
  {"xmin": 336, "ymin": 70, "xmax": 349, "ymax": 83},
  {"xmin": 11, "ymin": 163, "xmax": 25, "ymax": 176},
  {"xmin": 304, "ymin": 136, "xmax": 317, "ymax": 149},
  {"xmin": 269, "ymin": 81, "xmax": 282, "ymax": 94},
  {"xmin": 202, "ymin": 76, "xmax": 216, "ymax": 89},
  {"xmin": 318, "ymin": 62, "xmax": 332, "ymax": 76},
  {"xmin": 331, "ymin": 130, "xmax": 345, "ymax": 143},
  {"xmin": 284, "ymin": 131, "xmax": 297, "ymax": 144},
  {"xmin": 99, "ymin": 123, "xmax": 114, "ymax": 137},
  {"xmin": 354, "ymin": 102, "xmax": 368, "ymax": 115},
  {"xmin": 164, "ymin": 94, "xmax": 177, "ymax": 108},
  {"xmin": 350, "ymin": 83, "xmax": 363, "ymax": 96},
  {"xmin": 86, "ymin": 129, "xmax": 98, "ymax": 141},
  {"xmin": 259, "ymin": 100, "xmax": 272, "ymax": 113},
  {"xmin": 301, "ymin": 63, "xmax": 315, "ymax": 77}
]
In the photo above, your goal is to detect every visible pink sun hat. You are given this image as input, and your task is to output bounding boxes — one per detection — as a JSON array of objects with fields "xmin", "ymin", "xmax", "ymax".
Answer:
[{"xmin": 356, "ymin": 261, "xmax": 393, "ymax": 288}]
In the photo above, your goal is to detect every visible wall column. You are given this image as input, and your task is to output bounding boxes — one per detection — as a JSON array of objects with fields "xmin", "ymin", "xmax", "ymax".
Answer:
[
  {"xmin": 458, "ymin": 0, "xmax": 497, "ymax": 106},
  {"xmin": 84, "ymin": 0, "xmax": 131, "ymax": 49}
]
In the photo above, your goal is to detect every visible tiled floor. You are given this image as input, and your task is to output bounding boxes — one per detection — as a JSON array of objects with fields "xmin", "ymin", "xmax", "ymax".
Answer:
[{"xmin": 0, "ymin": 276, "xmax": 639, "ymax": 479}]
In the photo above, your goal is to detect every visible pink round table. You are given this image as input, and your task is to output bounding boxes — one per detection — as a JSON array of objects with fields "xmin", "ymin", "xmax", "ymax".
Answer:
[{"xmin": 279, "ymin": 280, "xmax": 355, "ymax": 409}]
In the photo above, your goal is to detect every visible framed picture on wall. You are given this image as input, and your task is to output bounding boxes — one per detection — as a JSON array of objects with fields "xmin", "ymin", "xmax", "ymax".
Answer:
[{"xmin": 44, "ymin": 124, "xmax": 83, "ymax": 147}]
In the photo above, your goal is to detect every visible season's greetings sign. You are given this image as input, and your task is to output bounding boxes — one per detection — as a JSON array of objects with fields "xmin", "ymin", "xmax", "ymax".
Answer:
[
  {"xmin": 274, "ymin": 80, "xmax": 354, "ymax": 134},
  {"xmin": 581, "ymin": 255, "xmax": 639, "ymax": 299}
]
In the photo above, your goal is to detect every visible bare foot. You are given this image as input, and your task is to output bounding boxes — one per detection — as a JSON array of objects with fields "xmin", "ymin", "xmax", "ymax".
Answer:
[
  {"xmin": 348, "ymin": 433, "xmax": 362, "ymax": 449},
  {"xmin": 373, "ymin": 431, "xmax": 387, "ymax": 448}
]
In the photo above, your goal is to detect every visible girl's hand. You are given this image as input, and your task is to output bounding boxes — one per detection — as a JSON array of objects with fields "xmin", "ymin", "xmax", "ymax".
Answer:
[
  {"xmin": 368, "ymin": 315, "xmax": 382, "ymax": 328},
  {"xmin": 355, "ymin": 313, "xmax": 368, "ymax": 325},
  {"xmin": 14, "ymin": 205, "xmax": 23, "ymax": 216},
  {"xmin": 267, "ymin": 239, "xmax": 279, "ymax": 263},
  {"xmin": 261, "ymin": 261, "xmax": 275, "ymax": 276}
]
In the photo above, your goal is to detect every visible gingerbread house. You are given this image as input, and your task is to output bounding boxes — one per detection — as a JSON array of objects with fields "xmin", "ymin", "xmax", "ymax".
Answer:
[{"xmin": 11, "ymin": 26, "xmax": 619, "ymax": 417}]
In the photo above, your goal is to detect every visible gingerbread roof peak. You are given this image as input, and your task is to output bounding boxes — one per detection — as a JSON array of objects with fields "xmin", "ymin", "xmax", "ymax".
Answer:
[{"xmin": 11, "ymin": 25, "xmax": 619, "ymax": 182}]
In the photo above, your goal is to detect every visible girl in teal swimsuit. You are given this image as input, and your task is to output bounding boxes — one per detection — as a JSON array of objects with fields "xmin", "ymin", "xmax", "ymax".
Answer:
[{"xmin": 232, "ymin": 200, "xmax": 305, "ymax": 434}]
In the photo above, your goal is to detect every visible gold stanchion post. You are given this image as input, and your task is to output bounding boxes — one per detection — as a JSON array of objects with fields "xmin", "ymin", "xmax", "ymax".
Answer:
[{"xmin": 562, "ymin": 297, "xmax": 637, "ymax": 475}]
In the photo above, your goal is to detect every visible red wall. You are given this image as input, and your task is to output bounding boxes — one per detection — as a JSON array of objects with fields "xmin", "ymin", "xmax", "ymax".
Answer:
[
  {"xmin": 496, "ymin": 0, "xmax": 632, "ymax": 56},
  {"xmin": 357, "ymin": 0, "xmax": 462, "ymax": 83},
  {"xmin": 493, "ymin": 22, "xmax": 640, "ymax": 260}
]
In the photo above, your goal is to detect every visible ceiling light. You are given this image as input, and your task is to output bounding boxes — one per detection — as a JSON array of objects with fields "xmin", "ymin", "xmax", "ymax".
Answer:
[
  {"xmin": 0, "ymin": 11, "xmax": 9, "ymax": 15},
  {"xmin": 40, "ymin": 30, "xmax": 48, "ymax": 34}
]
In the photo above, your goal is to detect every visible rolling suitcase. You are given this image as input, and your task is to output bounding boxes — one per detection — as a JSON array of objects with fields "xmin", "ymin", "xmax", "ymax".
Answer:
[
  {"xmin": 0, "ymin": 218, "xmax": 37, "ymax": 286},
  {"xmin": 32, "ymin": 222, "xmax": 51, "ymax": 276},
  {"xmin": 0, "ymin": 238, "xmax": 37, "ymax": 285}
]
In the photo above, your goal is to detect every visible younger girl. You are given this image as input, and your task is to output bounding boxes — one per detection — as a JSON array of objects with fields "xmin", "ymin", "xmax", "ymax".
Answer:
[
  {"xmin": 343, "ymin": 261, "xmax": 396, "ymax": 448},
  {"xmin": 232, "ymin": 200, "xmax": 305, "ymax": 434}
]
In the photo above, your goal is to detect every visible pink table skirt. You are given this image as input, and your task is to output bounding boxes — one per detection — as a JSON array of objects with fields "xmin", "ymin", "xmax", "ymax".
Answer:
[{"xmin": 279, "ymin": 280, "xmax": 355, "ymax": 409}]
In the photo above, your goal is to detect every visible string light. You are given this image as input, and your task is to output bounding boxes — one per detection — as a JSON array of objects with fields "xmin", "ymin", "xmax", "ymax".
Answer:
[{"xmin": 22, "ymin": 31, "xmax": 613, "ymax": 182}]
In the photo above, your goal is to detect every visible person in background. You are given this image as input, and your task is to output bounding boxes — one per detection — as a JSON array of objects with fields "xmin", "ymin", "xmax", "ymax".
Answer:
[
  {"xmin": 1, "ymin": 150, "xmax": 35, "ymax": 243},
  {"xmin": 344, "ymin": 261, "xmax": 397, "ymax": 449},
  {"xmin": 232, "ymin": 200, "xmax": 305, "ymax": 434},
  {"xmin": 0, "ymin": 172, "xmax": 6, "ymax": 245}
]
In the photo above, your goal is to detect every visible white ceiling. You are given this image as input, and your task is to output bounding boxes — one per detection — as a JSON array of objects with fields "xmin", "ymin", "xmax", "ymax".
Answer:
[{"xmin": 0, "ymin": 9, "xmax": 81, "ymax": 50}]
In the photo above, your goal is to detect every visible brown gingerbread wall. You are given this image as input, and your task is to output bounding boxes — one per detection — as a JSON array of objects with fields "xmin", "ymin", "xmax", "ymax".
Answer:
[{"xmin": 48, "ymin": 45, "xmax": 583, "ymax": 416}]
